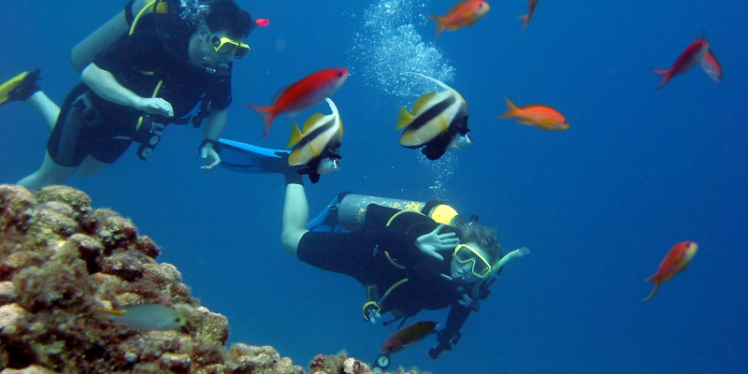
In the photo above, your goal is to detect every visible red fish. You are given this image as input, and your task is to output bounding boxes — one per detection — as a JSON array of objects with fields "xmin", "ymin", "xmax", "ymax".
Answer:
[
  {"xmin": 517, "ymin": 0, "xmax": 539, "ymax": 32},
  {"xmin": 381, "ymin": 321, "xmax": 438, "ymax": 353},
  {"xmin": 255, "ymin": 19, "xmax": 269, "ymax": 27},
  {"xmin": 496, "ymin": 96, "xmax": 568, "ymax": 131},
  {"xmin": 699, "ymin": 49, "xmax": 722, "ymax": 82},
  {"xmin": 641, "ymin": 241, "xmax": 699, "ymax": 302},
  {"xmin": 652, "ymin": 34, "xmax": 710, "ymax": 90},
  {"xmin": 428, "ymin": 0, "xmax": 490, "ymax": 38},
  {"xmin": 249, "ymin": 68, "xmax": 349, "ymax": 137}
]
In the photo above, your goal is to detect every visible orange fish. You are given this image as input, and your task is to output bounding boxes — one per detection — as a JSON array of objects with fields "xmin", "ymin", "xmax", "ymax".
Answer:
[
  {"xmin": 518, "ymin": 0, "xmax": 539, "ymax": 32},
  {"xmin": 641, "ymin": 241, "xmax": 699, "ymax": 302},
  {"xmin": 496, "ymin": 96, "xmax": 568, "ymax": 130},
  {"xmin": 428, "ymin": 0, "xmax": 490, "ymax": 38}
]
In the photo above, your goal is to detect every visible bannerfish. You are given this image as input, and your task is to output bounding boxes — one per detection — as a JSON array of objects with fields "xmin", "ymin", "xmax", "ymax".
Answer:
[
  {"xmin": 249, "ymin": 68, "xmax": 348, "ymax": 136},
  {"xmin": 397, "ymin": 72, "xmax": 472, "ymax": 160},
  {"xmin": 381, "ymin": 321, "xmax": 439, "ymax": 354},
  {"xmin": 652, "ymin": 33, "xmax": 710, "ymax": 90},
  {"xmin": 91, "ymin": 303, "xmax": 186, "ymax": 330},
  {"xmin": 496, "ymin": 96, "xmax": 568, "ymax": 131},
  {"xmin": 429, "ymin": 0, "xmax": 490, "ymax": 38},
  {"xmin": 287, "ymin": 97, "xmax": 343, "ymax": 184},
  {"xmin": 699, "ymin": 49, "xmax": 722, "ymax": 83},
  {"xmin": 641, "ymin": 241, "xmax": 699, "ymax": 302}
]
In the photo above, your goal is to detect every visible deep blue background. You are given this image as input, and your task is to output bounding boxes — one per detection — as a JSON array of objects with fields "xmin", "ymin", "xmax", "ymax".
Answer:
[{"xmin": 1, "ymin": 0, "xmax": 747, "ymax": 373}]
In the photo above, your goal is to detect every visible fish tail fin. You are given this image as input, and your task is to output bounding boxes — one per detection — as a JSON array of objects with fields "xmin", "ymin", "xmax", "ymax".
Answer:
[
  {"xmin": 497, "ymin": 96, "xmax": 519, "ymax": 119},
  {"xmin": 641, "ymin": 276, "xmax": 661, "ymax": 302},
  {"xmin": 650, "ymin": 68, "xmax": 673, "ymax": 90},
  {"xmin": 517, "ymin": 14, "xmax": 529, "ymax": 31},
  {"xmin": 286, "ymin": 122, "xmax": 303, "ymax": 148},
  {"xmin": 397, "ymin": 106, "xmax": 413, "ymax": 130},
  {"xmin": 248, "ymin": 103, "xmax": 277, "ymax": 137},
  {"xmin": 428, "ymin": 15, "xmax": 446, "ymax": 38}
]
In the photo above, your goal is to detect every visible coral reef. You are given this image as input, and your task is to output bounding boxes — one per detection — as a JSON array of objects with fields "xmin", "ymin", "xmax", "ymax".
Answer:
[{"xmin": 0, "ymin": 185, "xmax": 412, "ymax": 374}]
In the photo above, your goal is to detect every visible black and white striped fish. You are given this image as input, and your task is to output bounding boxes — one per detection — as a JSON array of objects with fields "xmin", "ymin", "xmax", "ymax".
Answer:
[
  {"xmin": 286, "ymin": 97, "xmax": 343, "ymax": 183},
  {"xmin": 397, "ymin": 73, "xmax": 472, "ymax": 160}
]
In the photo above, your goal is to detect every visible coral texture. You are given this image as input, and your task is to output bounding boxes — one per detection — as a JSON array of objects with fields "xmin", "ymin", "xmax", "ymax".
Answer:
[{"xmin": 0, "ymin": 185, "xmax": 410, "ymax": 374}]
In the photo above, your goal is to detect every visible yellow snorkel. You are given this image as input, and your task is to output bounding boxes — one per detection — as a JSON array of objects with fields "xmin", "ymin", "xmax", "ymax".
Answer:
[{"xmin": 490, "ymin": 247, "xmax": 530, "ymax": 277}]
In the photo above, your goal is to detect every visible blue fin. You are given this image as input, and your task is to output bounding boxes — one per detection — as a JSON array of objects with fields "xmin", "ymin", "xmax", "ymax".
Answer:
[{"xmin": 218, "ymin": 138, "xmax": 289, "ymax": 174}]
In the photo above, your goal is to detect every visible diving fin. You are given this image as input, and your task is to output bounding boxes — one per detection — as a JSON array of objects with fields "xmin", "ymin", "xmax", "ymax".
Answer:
[
  {"xmin": 0, "ymin": 69, "xmax": 41, "ymax": 107},
  {"xmin": 217, "ymin": 138, "xmax": 292, "ymax": 174}
]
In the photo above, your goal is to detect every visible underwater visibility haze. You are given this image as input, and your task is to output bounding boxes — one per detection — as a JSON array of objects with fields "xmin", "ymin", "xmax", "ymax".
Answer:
[{"xmin": 1, "ymin": 0, "xmax": 747, "ymax": 372}]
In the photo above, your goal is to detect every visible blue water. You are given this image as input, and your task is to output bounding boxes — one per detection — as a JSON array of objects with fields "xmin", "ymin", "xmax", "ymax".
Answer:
[{"xmin": 2, "ymin": 0, "xmax": 747, "ymax": 373}]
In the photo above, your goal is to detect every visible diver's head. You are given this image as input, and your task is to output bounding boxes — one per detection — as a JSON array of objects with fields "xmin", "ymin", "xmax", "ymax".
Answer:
[
  {"xmin": 189, "ymin": 0, "xmax": 254, "ymax": 73},
  {"xmin": 448, "ymin": 217, "xmax": 502, "ymax": 283}
]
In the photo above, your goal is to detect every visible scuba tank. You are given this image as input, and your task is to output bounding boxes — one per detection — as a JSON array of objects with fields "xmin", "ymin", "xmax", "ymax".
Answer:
[{"xmin": 337, "ymin": 194, "xmax": 459, "ymax": 231}]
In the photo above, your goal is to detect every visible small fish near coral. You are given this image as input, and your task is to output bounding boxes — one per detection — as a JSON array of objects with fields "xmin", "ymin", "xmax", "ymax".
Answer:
[
  {"xmin": 248, "ymin": 68, "xmax": 349, "ymax": 136},
  {"xmin": 381, "ymin": 321, "xmax": 439, "ymax": 354},
  {"xmin": 397, "ymin": 72, "xmax": 472, "ymax": 160},
  {"xmin": 287, "ymin": 97, "xmax": 343, "ymax": 183},
  {"xmin": 429, "ymin": 0, "xmax": 490, "ymax": 38},
  {"xmin": 641, "ymin": 241, "xmax": 699, "ymax": 302},
  {"xmin": 651, "ymin": 32, "xmax": 722, "ymax": 89},
  {"xmin": 91, "ymin": 303, "xmax": 186, "ymax": 330},
  {"xmin": 496, "ymin": 96, "xmax": 568, "ymax": 131}
]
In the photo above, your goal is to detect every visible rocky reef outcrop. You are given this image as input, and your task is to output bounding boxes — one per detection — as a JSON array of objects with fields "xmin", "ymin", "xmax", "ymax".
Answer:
[{"xmin": 0, "ymin": 184, "xmax": 399, "ymax": 374}]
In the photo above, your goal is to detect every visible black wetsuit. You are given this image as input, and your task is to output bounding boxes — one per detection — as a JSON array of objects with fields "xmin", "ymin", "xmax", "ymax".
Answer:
[
  {"xmin": 298, "ymin": 204, "xmax": 480, "ymax": 355},
  {"xmin": 48, "ymin": 13, "xmax": 232, "ymax": 167}
]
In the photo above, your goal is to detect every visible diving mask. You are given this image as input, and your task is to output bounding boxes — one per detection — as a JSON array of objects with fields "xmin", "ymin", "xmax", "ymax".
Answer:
[
  {"xmin": 211, "ymin": 36, "xmax": 250, "ymax": 59},
  {"xmin": 453, "ymin": 244, "xmax": 492, "ymax": 279}
]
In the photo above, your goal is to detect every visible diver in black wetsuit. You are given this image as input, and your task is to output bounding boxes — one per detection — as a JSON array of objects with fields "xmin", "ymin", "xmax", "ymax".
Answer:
[
  {"xmin": 280, "ymin": 170, "xmax": 504, "ymax": 359},
  {"xmin": 0, "ymin": 0, "xmax": 254, "ymax": 190}
]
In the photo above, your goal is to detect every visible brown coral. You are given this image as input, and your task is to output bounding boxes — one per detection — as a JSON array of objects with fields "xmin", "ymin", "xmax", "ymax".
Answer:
[{"xmin": 0, "ymin": 184, "xmax": 393, "ymax": 374}]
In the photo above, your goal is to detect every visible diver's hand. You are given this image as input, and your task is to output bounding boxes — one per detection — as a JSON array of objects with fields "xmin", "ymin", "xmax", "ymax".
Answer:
[
  {"xmin": 200, "ymin": 145, "xmax": 221, "ymax": 173},
  {"xmin": 416, "ymin": 224, "xmax": 459, "ymax": 261},
  {"xmin": 135, "ymin": 97, "xmax": 174, "ymax": 117}
]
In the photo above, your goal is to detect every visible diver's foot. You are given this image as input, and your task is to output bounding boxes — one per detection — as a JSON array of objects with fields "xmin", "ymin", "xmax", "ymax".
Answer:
[{"xmin": 0, "ymin": 69, "xmax": 42, "ymax": 107}]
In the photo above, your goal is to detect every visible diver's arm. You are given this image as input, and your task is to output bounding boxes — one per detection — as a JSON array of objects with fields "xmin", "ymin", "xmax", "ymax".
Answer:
[
  {"xmin": 71, "ymin": 0, "xmax": 150, "ymax": 73},
  {"xmin": 81, "ymin": 63, "xmax": 173, "ymax": 117},
  {"xmin": 429, "ymin": 304, "xmax": 472, "ymax": 359},
  {"xmin": 282, "ymin": 179, "xmax": 309, "ymax": 257},
  {"xmin": 198, "ymin": 109, "xmax": 227, "ymax": 172}
]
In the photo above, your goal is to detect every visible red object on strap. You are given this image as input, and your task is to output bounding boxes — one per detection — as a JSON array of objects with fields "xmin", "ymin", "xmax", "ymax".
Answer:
[{"xmin": 256, "ymin": 18, "xmax": 269, "ymax": 27}]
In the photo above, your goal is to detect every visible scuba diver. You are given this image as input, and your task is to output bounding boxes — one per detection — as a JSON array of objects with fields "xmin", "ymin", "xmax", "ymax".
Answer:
[
  {"xmin": 277, "ymin": 165, "xmax": 528, "ymax": 361},
  {"xmin": 0, "ymin": 0, "xmax": 254, "ymax": 190}
]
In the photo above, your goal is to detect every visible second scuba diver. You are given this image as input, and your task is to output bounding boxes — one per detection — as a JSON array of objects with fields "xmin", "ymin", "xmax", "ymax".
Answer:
[
  {"xmin": 0, "ymin": 0, "xmax": 254, "ymax": 190},
  {"xmin": 279, "ymin": 166, "xmax": 512, "ymax": 359}
]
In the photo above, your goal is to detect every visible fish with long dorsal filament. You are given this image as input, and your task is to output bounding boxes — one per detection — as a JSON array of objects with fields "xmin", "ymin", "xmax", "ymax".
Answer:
[
  {"xmin": 286, "ymin": 97, "xmax": 343, "ymax": 183},
  {"xmin": 397, "ymin": 72, "xmax": 472, "ymax": 160}
]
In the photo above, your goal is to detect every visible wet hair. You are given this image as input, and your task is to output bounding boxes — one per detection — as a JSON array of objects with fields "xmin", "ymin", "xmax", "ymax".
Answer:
[
  {"xmin": 204, "ymin": 0, "xmax": 254, "ymax": 39},
  {"xmin": 452, "ymin": 216, "xmax": 502, "ymax": 263}
]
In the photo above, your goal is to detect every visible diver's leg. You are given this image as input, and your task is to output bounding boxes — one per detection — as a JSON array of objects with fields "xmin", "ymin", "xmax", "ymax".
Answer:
[
  {"xmin": 26, "ymin": 91, "xmax": 61, "ymax": 131},
  {"xmin": 17, "ymin": 152, "xmax": 77, "ymax": 190},
  {"xmin": 71, "ymin": 0, "xmax": 149, "ymax": 72},
  {"xmin": 281, "ymin": 173, "xmax": 310, "ymax": 257},
  {"xmin": 76, "ymin": 156, "xmax": 110, "ymax": 178}
]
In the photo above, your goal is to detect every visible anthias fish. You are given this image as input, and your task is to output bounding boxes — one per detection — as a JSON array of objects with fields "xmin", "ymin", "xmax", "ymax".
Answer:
[
  {"xmin": 518, "ymin": 0, "xmax": 539, "ymax": 32},
  {"xmin": 397, "ymin": 73, "xmax": 472, "ymax": 160},
  {"xmin": 652, "ymin": 34, "xmax": 710, "ymax": 90},
  {"xmin": 249, "ymin": 68, "xmax": 348, "ymax": 136},
  {"xmin": 381, "ymin": 321, "xmax": 439, "ymax": 354},
  {"xmin": 497, "ymin": 96, "xmax": 568, "ymax": 131},
  {"xmin": 641, "ymin": 241, "xmax": 699, "ymax": 302},
  {"xmin": 91, "ymin": 303, "xmax": 186, "ymax": 330},
  {"xmin": 286, "ymin": 97, "xmax": 343, "ymax": 183},
  {"xmin": 429, "ymin": 0, "xmax": 490, "ymax": 38},
  {"xmin": 699, "ymin": 49, "xmax": 722, "ymax": 83}
]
